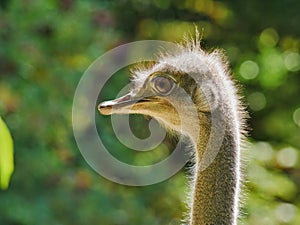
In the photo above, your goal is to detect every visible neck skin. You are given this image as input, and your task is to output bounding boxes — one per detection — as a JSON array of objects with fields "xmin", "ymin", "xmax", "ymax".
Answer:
[{"xmin": 189, "ymin": 113, "xmax": 240, "ymax": 225}]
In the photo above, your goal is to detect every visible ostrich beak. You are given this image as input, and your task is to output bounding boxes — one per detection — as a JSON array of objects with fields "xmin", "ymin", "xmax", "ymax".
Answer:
[{"xmin": 98, "ymin": 93, "xmax": 151, "ymax": 115}]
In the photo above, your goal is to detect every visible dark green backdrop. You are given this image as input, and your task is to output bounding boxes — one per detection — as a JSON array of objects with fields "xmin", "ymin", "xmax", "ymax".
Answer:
[{"xmin": 0, "ymin": 0, "xmax": 299, "ymax": 224}]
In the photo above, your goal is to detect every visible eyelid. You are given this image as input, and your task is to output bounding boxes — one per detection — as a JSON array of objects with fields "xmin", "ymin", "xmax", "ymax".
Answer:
[{"xmin": 150, "ymin": 72, "xmax": 178, "ymax": 83}]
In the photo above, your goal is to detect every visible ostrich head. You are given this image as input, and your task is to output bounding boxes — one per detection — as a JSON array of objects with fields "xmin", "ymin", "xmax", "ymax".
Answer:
[{"xmin": 98, "ymin": 40, "xmax": 236, "ymax": 143}]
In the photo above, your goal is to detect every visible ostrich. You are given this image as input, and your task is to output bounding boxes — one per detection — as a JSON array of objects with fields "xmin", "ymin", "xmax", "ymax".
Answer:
[{"xmin": 98, "ymin": 36, "xmax": 246, "ymax": 225}]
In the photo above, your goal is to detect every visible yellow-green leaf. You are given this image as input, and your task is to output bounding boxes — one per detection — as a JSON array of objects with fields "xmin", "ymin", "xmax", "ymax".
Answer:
[{"xmin": 0, "ymin": 117, "xmax": 14, "ymax": 190}]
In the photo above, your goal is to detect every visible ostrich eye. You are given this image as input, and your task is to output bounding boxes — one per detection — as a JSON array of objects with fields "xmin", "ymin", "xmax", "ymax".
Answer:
[{"xmin": 152, "ymin": 76, "xmax": 174, "ymax": 95}]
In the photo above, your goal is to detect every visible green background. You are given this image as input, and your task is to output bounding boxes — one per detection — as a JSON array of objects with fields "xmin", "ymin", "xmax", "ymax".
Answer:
[{"xmin": 0, "ymin": 0, "xmax": 300, "ymax": 224}]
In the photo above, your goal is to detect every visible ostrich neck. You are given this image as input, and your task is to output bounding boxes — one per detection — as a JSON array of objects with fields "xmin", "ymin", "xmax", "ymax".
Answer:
[{"xmin": 190, "ymin": 115, "xmax": 240, "ymax": 225}]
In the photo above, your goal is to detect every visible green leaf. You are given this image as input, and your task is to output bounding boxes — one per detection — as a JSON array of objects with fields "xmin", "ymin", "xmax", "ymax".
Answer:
[{"xmin": 0, "ymin": 117, "xmax": 14, "ymax": 190}]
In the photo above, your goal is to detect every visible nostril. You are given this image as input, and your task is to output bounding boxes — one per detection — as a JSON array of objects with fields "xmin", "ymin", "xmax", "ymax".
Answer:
[{"xmin": 116, "ymin": 94, "xmax": 131, "ymax": 103}]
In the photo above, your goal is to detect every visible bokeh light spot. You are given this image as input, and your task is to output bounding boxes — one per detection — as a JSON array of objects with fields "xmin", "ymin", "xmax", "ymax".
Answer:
[
  {"xmin": 276, "ymin": 147, "xmax": 298, "ymax": 168},
  {"xmin": 239, "ymin": 60, "xmax": 259, "ymax": 80},
  {"xmin": 247, "ymin": 92, "xmax": 266, "ymax": 111},
  {"xmin": 293, "ymin": 108, "xmax": 300, "ymax": 127},
  {"xmin": 283, "ymin": 51, "xmax": 300, "ymax": 72},
  {"xmin": 259, "ymin": 28, "xmax": 279, "ymax": 47},
  {"xmin": 275, "ymin": 203, "xmax": 296, "ymax": 223},
  {"xmin": 251, "ymin": 142, "xmax": 274, "ymax": 162}
]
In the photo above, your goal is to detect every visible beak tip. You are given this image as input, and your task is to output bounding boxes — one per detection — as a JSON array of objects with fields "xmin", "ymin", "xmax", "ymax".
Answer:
[
  {"xmin": 98, "ymin": 102, "xmax": 112, "ymax": 115},
  {"xmin": 98, "ymin": 94, "xmax": 137, "ymax": 115}
]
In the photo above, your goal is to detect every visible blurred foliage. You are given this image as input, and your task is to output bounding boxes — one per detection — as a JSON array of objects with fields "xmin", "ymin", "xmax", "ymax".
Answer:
[
  {"xmin": 0, "ymin": 0, "xmax": 300, "ymax": 224},
  {"xmin": 0, "ymin": 117, "xmax": 14, "ymax": 190}
]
